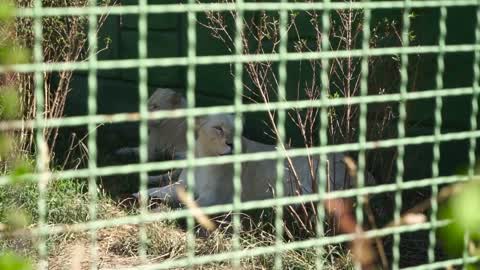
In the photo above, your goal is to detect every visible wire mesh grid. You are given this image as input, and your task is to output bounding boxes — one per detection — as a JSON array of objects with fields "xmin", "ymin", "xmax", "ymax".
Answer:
[{"xmin": 1, "ymin": 0, "xmax": 480, "ymax": 269}]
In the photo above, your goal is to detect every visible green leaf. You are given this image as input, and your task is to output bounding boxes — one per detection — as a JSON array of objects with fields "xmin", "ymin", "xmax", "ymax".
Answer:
[
  {"xmin": 451, "ymin": 183, "xmax": 480, "ymax": 231},
  {"xmin": 0, "ymin": 47, "xmax": 30, "ymax": 65},
  {"xmin": 0, "ymin": 88, "xmax": 20, "ymax": 120},
  {"xmin": 0, "ymin": 0, "xmax": 14, "ymax": 22},
  {"xmin": 9, "ymin": 158, "xmax": 34, "ymax": 184},
  {"xmin": 0, "ymin": 252, "xmax": 32, "ymax": 270},
  {"xmin": 437, "ymin": 202, "xmax": 465, "ymax": 256},
  {"xmin": 0, "ymin": 134, "xmax": 12, "ymax": 156},
  {"xmin": 438, "ymin": 181, "xmax": 480, "ymax": 257},
  {"xmin": 4, "ymin": 208, "xmax": 31, "ymax": 229}
]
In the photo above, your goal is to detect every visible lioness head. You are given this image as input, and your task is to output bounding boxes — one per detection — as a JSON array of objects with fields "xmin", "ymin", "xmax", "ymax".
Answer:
[
  {"xmin": 148, "ymin": 88, "xmax": 186, "ymax": 127},
  {"xmin": 195, "ymin": 114, "xmax": 236, "ymax": 156}
]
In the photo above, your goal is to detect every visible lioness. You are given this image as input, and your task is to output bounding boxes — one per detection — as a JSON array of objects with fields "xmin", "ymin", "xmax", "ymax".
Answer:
[
  {"xmin": 146, "ymin": 88, "xmax": 187, "ymax": 160},
  {"xmin": 115, "ymin": 88, "xmax": 187, "ymax": 162},
  {"xmin": 114, "ymin": 89, "xmax": 187, "ymax": 185},
  {"xmin": 137, "ymin": 90, "xmax": 376, "ymax": 208}
]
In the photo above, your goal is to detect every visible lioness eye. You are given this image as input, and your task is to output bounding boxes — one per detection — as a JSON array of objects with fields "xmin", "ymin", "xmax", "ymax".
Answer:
[{"xmin": 214, "ymin": 126, "xmax": 223, "ymax": 134}]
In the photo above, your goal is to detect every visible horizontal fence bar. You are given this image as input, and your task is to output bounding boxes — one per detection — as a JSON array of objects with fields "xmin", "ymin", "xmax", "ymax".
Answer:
[
  {"xmin": 13, "ymin": 220, "xmax": 451, "ymax": 269},
  {"xmin": 119, "ymin": 252, "xmax": 480, "ymax": 270},
  {"xmin": 3, "ymin": 174, "xmax": 468, "ymax": 238},
  {"xmin": 14, "ymin": 0, "xmax": 480, "ymax": 18},
  {"xmin": 0, "ymin": 129, "xmax": 478, "ymax": 185},
  {"xmin": 0, "ymin": 86, "xmax": 474, "ymax": 131},
  {"xmin": 401, "ymin": 256, "xmax": 480, "ymax": 270},
  {"xmin": 112, "ymin": 221, "xmax": 451, "ymax": 270},
  {"xmin": 1, "ymin": 44, "xmax": 479, "ymax": 73}
]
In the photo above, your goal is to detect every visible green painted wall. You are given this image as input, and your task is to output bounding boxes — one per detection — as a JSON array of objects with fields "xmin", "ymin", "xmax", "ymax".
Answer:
[{"xmin": 61, "ymin": 3, "xmax": 479, "ymax": 182}]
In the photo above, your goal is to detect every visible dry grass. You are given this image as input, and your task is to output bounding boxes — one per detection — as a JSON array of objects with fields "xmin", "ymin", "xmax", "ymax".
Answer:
[
  {"xmin": 0, "ymin": 179, "xmax": 355, "ymax": 269},
  {"xmin": 47, "ymin": 219, "xmax": 355, "ymax": 270}
]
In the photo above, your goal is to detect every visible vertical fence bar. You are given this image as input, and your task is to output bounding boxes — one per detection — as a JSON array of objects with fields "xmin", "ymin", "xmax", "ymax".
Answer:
[
  {"xmin": 87, "ymin": 0, "xmax": 99, "ymax": 267},
  {"xmin": 428, "ymin": 5, "xmax": 447, "ymax": 264},
  {"xmin": 357, "ymin": 0, "xmax": 371, "ymax": 242},
  {"xmin": 186, "ymin": 0, "xmax": 197, "ymax": 266},
  {"xmin": 232, "ymin": 0, "xmax": 244, "ymax": 268},
  {"xmin": 393, "ymin": 0, "xmax": 411, "ymax": 269},
  {"xmin": 469, "ymin": 3, "xmax": 480, "ymax": 185},
  {"xmin": 137, "ymin": 0, "xmax": 149, "ymax": 262},
  {"xmin": 274, "ymin": 1, "xmax": 288, "ymax": 268},
  {"xmin": 33, "ymin": 0, "xmax": 47, "ymax": 268},
  {"xmin": 465, "ymin": 3, "xmax": 480, "ymax": 268},
  {"xmin": 316, "ymin": 0, "xmax": 331, "ymax": 268}
]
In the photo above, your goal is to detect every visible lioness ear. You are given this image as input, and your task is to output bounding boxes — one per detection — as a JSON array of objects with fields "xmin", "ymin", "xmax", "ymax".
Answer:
[
  {"xmin": 194, "ymin": 116, "xmax": 207, "ymax": 138},
  {"xmin": 169, "ymin": 92, "xmax": 186, "ymax": 109},
  {"xmin": 195, "ymin": 116, "xmax": 206, "ymax": 130}
]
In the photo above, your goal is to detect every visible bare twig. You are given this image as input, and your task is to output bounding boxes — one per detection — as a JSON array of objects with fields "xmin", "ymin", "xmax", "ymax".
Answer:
[
  {"xmin": 175, "ymin": 186, "xmax": 217, "ymax": 232},
  {"xmin": 199, "ymin": 0, "xmax": 406, "ymax": 240}
]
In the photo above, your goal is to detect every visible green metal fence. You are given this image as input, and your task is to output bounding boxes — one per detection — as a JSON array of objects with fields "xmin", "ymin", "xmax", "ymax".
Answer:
[{"xmin": 2, "ymin": 0, "xmax": 480, "ymax": 269}]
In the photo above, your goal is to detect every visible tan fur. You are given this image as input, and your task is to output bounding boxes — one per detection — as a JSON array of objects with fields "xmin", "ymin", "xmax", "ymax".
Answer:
[{"xmin": 147, "ymin": 88, "xmax": 187, "ymax": 160}]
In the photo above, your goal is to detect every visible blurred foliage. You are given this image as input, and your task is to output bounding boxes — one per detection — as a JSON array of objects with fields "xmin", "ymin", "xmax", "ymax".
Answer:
[
  {"xmin": 0, "ymin": 0, "xmax": 32, "ymax": 177},
  {"xmin": 438, "ymin": 180, "xmax": 480, "ymax": 269},
  {"xmin": 0, "ymin": 45, "xmax": 29, "ymax": 65},
  {"xmin": 8, "ymin": 157, "xmax": 33, "ymax": 184},
  {"xmin": 0, "ymin": 2, "xmax": 35, "ymax": 270},
  {"xmin": 0, "ymin": 0, "xmax": 14, "ymax": 22},
  {"xmin": 0, "ymin": 252, "xmax": 32, "ymax": 270},
  {"xmin": 0, "ymin": 133, "xmax": 12, "ymax": 157},
  {"xmin": 3, "ymin": 209, "xmax": 30, "ymax": 230},
  {"xmin": 0, "ymin": 87, "xmax": 21, "ymax": 120}
]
